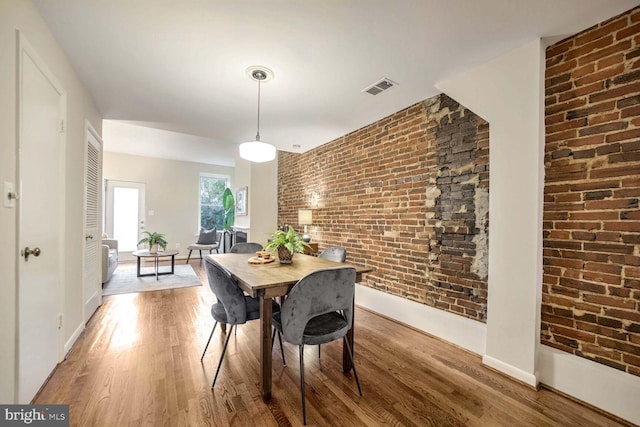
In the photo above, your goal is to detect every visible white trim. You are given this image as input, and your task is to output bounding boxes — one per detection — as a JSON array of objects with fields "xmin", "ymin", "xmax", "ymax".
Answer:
[
  {"xmin": 64, "ymin": 322, "xmax": 85, "ymax": 356},
  {"xmin": 482, "ymin": 354, "xmax": 538, "ymax": 387},
  {"xmin": 538, "ymin": 345, "xmax": 640, "ymax": 425},
  {"xmin": 355, "ymin": 284, "xmax": 486, "ymax": 355}
]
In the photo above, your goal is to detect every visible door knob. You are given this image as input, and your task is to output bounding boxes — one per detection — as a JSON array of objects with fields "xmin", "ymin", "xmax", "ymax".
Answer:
[
  {"xmin": 21, "ymin": 246, "xmax": 41, "ymax": 261},
  {"xmin": 85, "ymin": 234, "xmax": 93, "ymax": 240}
]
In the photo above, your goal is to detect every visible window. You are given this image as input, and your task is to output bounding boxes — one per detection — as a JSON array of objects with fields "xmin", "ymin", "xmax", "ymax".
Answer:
[{"xmin": 199, "ymin": 174, "xmax": 229, "ymax": 231}]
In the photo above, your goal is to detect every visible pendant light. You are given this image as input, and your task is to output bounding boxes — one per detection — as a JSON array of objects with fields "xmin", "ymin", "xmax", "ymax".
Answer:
[{"xmin": 239, "ymin": 67, "xmax": 277, "ymax": 163}]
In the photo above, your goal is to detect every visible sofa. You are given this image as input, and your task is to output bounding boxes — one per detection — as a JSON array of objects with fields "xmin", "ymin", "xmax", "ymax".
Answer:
[{"xmin": 102, "ymin": 239, "xmax": 118, "ymax": 283}]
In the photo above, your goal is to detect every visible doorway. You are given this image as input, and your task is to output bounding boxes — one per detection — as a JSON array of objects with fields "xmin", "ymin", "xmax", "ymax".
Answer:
[
  {"xmin": 17, "ymin": 33, "xmax": 66, "ymax": 403},
  {"xmin": 105, "ymin": 180, "xmax": 146, "ymax": 262}
]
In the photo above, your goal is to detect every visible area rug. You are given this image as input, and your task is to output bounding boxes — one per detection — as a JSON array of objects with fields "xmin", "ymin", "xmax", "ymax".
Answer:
[{"xmin": 103, "ymin": 264, "xmax": 202, "ymax": 296}]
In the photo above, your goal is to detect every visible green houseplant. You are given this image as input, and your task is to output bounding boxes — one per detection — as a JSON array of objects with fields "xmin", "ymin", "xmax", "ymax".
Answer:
[
  {"xmin": 263, "ymin": 226, "xmax": 310, "ymax": 264},
  {"xmin": 138, "ymin": 231, "xmax": 168, "ymax": 254},
  {"xmin": 222, "ymin": 188, "xmax": 235, "ymax": 231}
]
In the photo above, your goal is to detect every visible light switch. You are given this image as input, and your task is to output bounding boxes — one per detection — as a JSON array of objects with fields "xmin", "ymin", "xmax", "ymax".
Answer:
[
  {"xmin": 4, "ymin": 182, "xmax": 16, "ymax": 208},
  {"xmin": 148, "ymin": 210, "xmax": 155, "ymax": 216}
]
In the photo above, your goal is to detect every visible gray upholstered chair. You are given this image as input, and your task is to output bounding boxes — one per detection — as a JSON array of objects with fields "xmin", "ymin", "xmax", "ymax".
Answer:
[
  {"xmin": 202, "ymin": 257, "xmax": 284, "ymax": 388},
  {"xmin": 318, "ymin": 246, "xmax": 347, "ymax": 262},
  {"xmin": 316, "ymin": 245, "xmax": 346, "ymax": 359},
  {"xmin": 272, "ymin": 266, "xmax": 362, "ymax": 425},
  {"xmin": 186, "ymin": 228, "xmax": 221, "ymax": 263},
  {"xmin": 229, "ymin": 242, "xmax": 263, "ymax": 253}
]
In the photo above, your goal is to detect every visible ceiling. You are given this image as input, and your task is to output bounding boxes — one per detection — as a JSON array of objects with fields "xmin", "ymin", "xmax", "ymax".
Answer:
[{"xmin": 34, "ymin": 0, "xmax": 639, "ymax": 167}]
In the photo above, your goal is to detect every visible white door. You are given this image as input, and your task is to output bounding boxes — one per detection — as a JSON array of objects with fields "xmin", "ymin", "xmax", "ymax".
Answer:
[
  {"xmin": 17, "ymin": 34, "xmax": 65, "ymax": 403},
  {"xmin": 105, "ymin": 180, "xmax": 145, "ymax": 262},
  {"xmin": 84, "ymin": 124, "xmax": 102, "ymax": 321}
]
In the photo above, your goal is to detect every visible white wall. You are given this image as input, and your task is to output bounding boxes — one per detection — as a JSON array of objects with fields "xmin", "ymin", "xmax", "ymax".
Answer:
[
  {"xmin": 437, "ymin": 39, "xmax": 545, "ymax": 387},
  {"xmin": 102, "ymin": 152, "xmax": 234, "ymax": 258},
  {"xmin": 0, "ymin": 0, "xmax": 102, "ymax": 403},
  {"xmin": 249, "ymin": 159, "xmax": 278, "ymax": 246},
  {"xmin": 233, "ymin": 154, "xmax": 278, "ymax": 246}
]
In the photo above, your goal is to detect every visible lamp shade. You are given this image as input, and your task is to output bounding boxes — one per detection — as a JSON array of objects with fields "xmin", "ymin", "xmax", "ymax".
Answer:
[
  {"xmin": 239, "ymin": 140, "xmax": 276, "ymax": 163},
  {"xmin": 298, "ymin": 209, "xmax": 313, "ymax": 225}
]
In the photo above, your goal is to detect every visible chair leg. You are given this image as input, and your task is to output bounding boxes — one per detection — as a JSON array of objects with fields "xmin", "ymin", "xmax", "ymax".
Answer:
[
  {"xmin": 186, "ymin": 250, "xmax": 192, "ymax": 263},
  {"xmin": 343, "ymin": 336, "xmax": 363, "ymax": 396},
  {"xmin": 299, "ymin": 344, "xmax": 307, "ymax": 425},
  {"xmin": 212, "ymin": 324, "xmax": 235, "ymax": 389},
  {"xmin": 318, "ymin": 344, "xmax": 321, "ymax": 359},
  {"xmin": 200, "ymin": 321, "xmax": 218, "ymax": 361},
  {"xmin": 199, "ymin": 250, "xmax": 203, "ymax": 262},
  {"xmin": 270, "ymin": 329, "xmax": 286, "ymax": 366},
  {"xmin": 277, "ymin": 330, "xmax": 286, "ymax": 366}
]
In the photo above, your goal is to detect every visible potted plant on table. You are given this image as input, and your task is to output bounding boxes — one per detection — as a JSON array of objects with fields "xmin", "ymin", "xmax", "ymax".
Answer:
[
  {"xmin": 264, "ymin": 226, "xmax": 310, "ymax": 264},
  {"xmin": 138, "ymin": 231, "xmax": 168, "ymax": 254}
]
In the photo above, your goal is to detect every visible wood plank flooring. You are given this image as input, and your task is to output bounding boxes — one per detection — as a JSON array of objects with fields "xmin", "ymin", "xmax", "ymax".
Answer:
[{"xmin": 34, "ymin": 260, "xmax": 631, "ymax": 426}]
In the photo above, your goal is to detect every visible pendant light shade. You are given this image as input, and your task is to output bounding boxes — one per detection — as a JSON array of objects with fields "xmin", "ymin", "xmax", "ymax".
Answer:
[
  {"xmin": 240, "ymin": 67, "xmax": 276, "ymax": 163},
  {"xmin": 239, "ymin": 140, "xmax": 276, "ymax": 163}
]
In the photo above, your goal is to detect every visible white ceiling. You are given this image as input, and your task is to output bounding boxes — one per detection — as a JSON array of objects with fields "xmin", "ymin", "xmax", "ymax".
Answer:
[{"xmin": 34, "ymin": 0, "xmax": 639, "ymax": 166}]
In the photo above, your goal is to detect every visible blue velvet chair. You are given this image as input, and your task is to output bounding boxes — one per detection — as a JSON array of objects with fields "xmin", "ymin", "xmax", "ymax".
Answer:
[
  {"xmin": 272, "ymin": 266, "xmax": 362, "ymax": 424},
  {"xmin": 201, "ymin": 257, "xmax": 283, "ymax": 389}
]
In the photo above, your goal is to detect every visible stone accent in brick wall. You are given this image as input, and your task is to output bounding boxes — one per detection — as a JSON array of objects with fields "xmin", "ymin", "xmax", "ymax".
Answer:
[
  {"xmin": 278, "ymin": 93, "xmax": 489, "ymax": 321},
  {"xmin": 543, "ymin": 6, "xmax": 640, "ymax": 376}
]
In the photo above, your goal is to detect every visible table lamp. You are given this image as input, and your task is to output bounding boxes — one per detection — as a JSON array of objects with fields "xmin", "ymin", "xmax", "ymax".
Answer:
[{"xmin": 298, "ymin": 209, "xmax": 313, "ymax": 242}]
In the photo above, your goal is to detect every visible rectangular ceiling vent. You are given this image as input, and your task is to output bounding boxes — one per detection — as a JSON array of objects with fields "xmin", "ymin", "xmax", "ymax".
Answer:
[{"xmin": 362, "ymin": 78, "xmax": 398, "ymax": 95}]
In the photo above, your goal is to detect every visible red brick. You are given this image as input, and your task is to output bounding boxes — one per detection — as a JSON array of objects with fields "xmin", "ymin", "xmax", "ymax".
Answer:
[
  {"xmin": 590, "ymin": 164, "xmax": 640, "ymax": 179},
  {"xmin": 578, "ymin": 40, "xmax": 633, "ymax": 66},
  {"xmin": 598, "ymin": 53, "xmax": 625, "ymax": 70},
  {"xmin": 616, "ymin": 22, "xmax": 640, "ymax": 41},
  {"xmin": 547, "ymin": 38, "xmax": 574, "ymax": 59},
  {"xmin": 574, "ymin": 16, "xmax": 628, "ymax": 47},
  {"xmin": 606, "ymin": 128, "xmax": 640, "ymax": 143},
  {"xmin": 589, "ymin": 81, "xmax": 640, "ymax": 104},
  {"xmin": 566, "ymin": 35, "xmax": 615, "ymax": 61},
  {"xmin": 547, "ymin": 59, "xmax": 578, "ymax": 77},
  {"xmin": 573, "ymin": 63, "xmax": 595, "ymax": 79}
]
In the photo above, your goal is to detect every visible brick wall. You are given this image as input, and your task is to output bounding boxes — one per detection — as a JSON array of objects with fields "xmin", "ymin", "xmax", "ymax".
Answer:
[
  {"xmin": 278, "ymin": 94, "xmax": 489, "ymax": 321},
  {"xmin": 543, "ymin": 6, "xmax": 640, "ymax": 376}
]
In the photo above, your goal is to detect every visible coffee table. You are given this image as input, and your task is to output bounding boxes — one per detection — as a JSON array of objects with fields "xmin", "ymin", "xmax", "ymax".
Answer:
[{"xmin": 131, "ymin": 249, "xmax": 179, "ymax": 280}]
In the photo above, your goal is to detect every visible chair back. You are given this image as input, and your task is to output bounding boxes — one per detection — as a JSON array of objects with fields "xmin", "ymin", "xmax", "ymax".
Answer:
[
  {"xmin": 230, "ymin": 242, "xmax": 263, "ymax": 253},
  {"xmin": 318, "ymin": 246, "xmax": 347, "ymax": 262},
  {"xmin": 280, "ymin": 266, "xmax": 356, "ymax": 345},
  {"xmin": 197, "ymin": 228, "xmax": 218, "ymax": 245},
  {"xmin": 204, "ymin": 257, "xmax": 247, "ymax": 324}
]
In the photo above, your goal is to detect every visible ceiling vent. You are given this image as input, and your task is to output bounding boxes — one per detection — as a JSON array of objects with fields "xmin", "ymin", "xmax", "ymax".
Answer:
[{"xmin": 362, "ymin": 78, "xmax": 398, "ymax": 95}]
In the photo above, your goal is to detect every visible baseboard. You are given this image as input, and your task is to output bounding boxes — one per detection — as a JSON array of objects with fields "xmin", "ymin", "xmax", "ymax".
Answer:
[
  {"xmin": 63, "ymin": 322, "xmax": 84, "ymax": 358},
  {"xmin": 538, "ymin": 345, "xmax": 640, "ymax": 425},
  {"xmin": 482, "ymin": 354, "xmax": 538, "ymax": 388},
  {"xmin": 354, "ymin": 284, "xmax": 486, "ymax": 355}
]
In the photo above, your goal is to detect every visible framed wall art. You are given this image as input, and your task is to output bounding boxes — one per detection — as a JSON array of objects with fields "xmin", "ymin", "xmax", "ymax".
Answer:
[{"xmin": 236, "ymin": 186, "xmax": 248, "ymax": 216}]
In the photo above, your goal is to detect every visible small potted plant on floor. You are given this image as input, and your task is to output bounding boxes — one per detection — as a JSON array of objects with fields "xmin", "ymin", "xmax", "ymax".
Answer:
[
  {"xmin": 138, "ymin": 231, "xmax": 168, "ymax": 254},
  {"xmin": 264, "ymin": 226, "xmax": 310, "ymax": 264}
]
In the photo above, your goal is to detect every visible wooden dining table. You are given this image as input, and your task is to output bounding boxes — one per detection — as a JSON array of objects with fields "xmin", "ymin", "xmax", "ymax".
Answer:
[{"xmin": 206, "ymin": 252, "xmax": 372, "ymax": 401}]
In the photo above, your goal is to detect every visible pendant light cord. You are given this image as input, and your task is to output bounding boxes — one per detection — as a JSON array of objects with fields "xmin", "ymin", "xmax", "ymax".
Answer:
[{"xmin": 256, "ymin": 78, "xmax": 261, "ymax": 141}]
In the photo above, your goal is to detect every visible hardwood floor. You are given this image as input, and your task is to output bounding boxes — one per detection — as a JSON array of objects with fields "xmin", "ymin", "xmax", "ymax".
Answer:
[{"xmin": 35, "ymin": 260, "xmax": 630, "ymax": 426}]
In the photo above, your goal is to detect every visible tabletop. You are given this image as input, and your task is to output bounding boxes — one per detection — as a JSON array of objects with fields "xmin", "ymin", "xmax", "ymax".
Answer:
[
  {"xmin": 207, "ymin": 253, "xmax": 372, "ymax": 297},
  {"xmin": 132, "ymin": 249, "xmax": 179, "ymax": 258}
]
